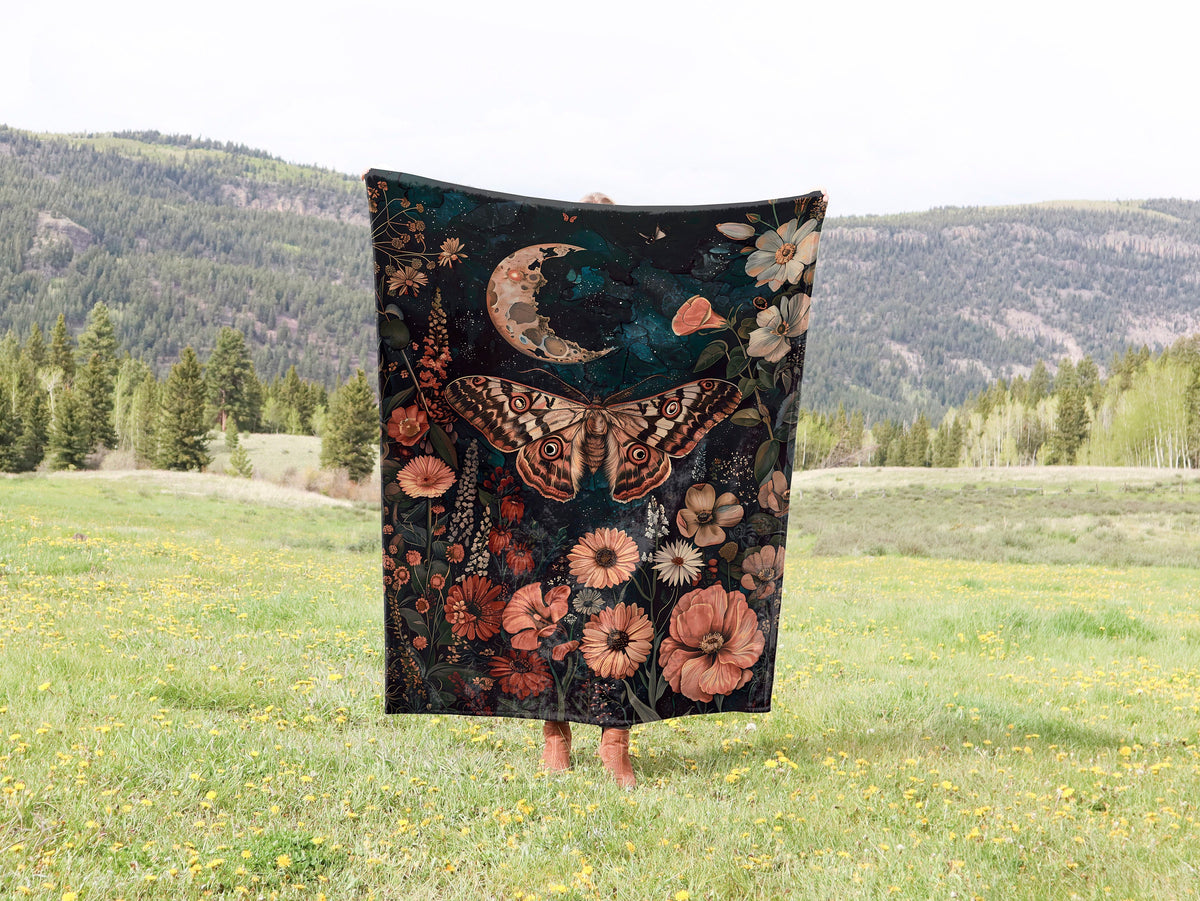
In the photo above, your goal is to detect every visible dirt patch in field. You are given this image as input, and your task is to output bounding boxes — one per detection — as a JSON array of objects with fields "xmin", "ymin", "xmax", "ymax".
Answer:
[{"xmin": 45, "ymin": 470, "xmax": 356, "ymax": 509}]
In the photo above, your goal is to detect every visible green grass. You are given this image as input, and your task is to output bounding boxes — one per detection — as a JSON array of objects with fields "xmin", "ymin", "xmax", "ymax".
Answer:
[
  {"xmin": 1, "ymin": 470, "xmax": 1198, "ymax": 900},
  {"xmin": 792, "ymin": 466, "xmax": 1200, "ymax": 567}
]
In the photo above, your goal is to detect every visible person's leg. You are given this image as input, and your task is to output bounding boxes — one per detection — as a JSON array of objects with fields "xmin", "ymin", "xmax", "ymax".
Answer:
[
  {"xmin": 542, "ymin": 720, "xmax": 572, "ymax": 771},
  {"xmin": 598, "ymin": 727, "xmax": 635, "ymax": 788}
]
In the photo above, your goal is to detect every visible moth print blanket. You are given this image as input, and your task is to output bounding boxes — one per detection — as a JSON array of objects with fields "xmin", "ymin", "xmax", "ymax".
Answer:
[{"xmin": 368, "ymin": 171, "xmax": 825, "ymax": 725}]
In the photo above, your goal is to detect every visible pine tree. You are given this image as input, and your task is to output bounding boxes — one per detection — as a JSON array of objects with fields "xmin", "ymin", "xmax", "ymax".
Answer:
[
  {"xmin": 77, "ymin": 302, "xmax": 119, "ymax": 384},
  {"xmin": 320, "ymin": 369, "xmax": 377, "ymax": 482},
  {"xmin": 78, "ymin": 352, "xmax": 117, "ymax": 452},
  {"xmin": 1026, "ymin": 361, "xmax": 1051, "ymax": 405},
  {"xmin": 905, "ymin": 413, "xmax": 931, "ymax": 466},
  {"xmin": 16, "ymin": 391, "xmax": 49, "ymax": 471},
  {"xmin": 129, "ymin": 373, "xmax": 159, "ymax": 466},
  {"xmin": 1048, "ymin": 360, "xmax": 1089, "ymax": 464},
  {"xmin": 157, "ymin": 346, "xmax": 211, "ymax": 471},
  {"xmin": 48, "ymin": 388, "xmax": 90, "ymax": 470},
  {"xmin": 226, "ymin": 423, "xmax": 254, "ymax": 478},
  {"xmin": 24, "ymin": 323, "xmax": 47, "ymax": 370},
  {"xmin": 49, "ymin": 314, "xmax": 75, "ymax": 384},
  {"xmin": 205, "ymin": 327, "xmax": 262, "ymax": 432}
]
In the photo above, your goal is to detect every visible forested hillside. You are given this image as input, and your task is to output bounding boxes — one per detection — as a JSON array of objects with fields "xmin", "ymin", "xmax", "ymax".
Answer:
[
  {"xmin": 0, "ymin": 126, "xmax": 370, "ymax": 385},
  {"xmin": 3, "ymin": 125, "xmax": 1199, "ymax": 419}
]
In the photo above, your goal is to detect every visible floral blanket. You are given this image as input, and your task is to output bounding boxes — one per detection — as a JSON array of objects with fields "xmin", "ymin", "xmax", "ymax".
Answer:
[{"xmin": 368, "ymin": 172, "xmax": 825, "ymax": 725}]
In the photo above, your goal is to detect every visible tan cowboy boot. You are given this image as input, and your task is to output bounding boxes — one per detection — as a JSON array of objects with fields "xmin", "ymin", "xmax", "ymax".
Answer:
[
  {"xmin": 541, "ymin": 720, "xmax": 572, "ymax": 772},
  {"xmin": 598, "ymin": 727, "xmax": 635, "ymax": 788}
]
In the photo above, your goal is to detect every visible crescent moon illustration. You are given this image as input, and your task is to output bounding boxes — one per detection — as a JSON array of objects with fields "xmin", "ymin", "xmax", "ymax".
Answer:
[{"xmin": 486, "ymin": 243, "xmax": 614, "ymax": 363}]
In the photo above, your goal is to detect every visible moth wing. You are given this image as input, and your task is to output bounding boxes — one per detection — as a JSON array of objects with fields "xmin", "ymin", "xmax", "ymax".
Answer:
[
  {"xmin": 516, "ymin": 423, "xmax": 586, "ymax": 502},
  {"xmin": 603, "ymin": 423, "xmax": 672, "ymax": 503},
  {"xmin": 608, "ymin": 379, "xmax": 742, "ymax": 458},
  {"xmin": 444, "ymin": 375, "xmax": 585, "ymax": 453}
]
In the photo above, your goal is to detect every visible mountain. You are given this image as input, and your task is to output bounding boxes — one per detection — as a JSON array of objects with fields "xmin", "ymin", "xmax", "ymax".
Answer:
[{"xmin": 2, "ymin": 126, "xmax": 1198, "ymax": 419}]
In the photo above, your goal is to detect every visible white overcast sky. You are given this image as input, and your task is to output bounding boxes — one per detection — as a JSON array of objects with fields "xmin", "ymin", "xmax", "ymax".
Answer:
[{"xmin": 3, "ymin": 0, "xmax": 1198, "ymax": 216}]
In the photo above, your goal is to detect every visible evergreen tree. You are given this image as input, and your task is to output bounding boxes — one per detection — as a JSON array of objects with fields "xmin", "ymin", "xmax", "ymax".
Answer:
[
  {"xmin": 226, "ymin": 423, "xmax": 254, "ymax": 478},
  {"xmin": 157, "ymin": 346, "xmax": 211, "ymax": 471},
  {"xmin": 1048, "ymin": 360, "xmax": 1089, "ymax": 464},
  {"xmin": 0, "ymin": 397, "xmax": 17, "ymax": 472},
  {"xmin": 205, "ymin": 327, "xmax": 262, "ymax": 432},
  {"xmin": 77, "ymin": 302, "xmax": 120, "ymax": 384},
  {"xmin": 129, "ymin": 373, "xmax": 159, "ymax": 466},
  {"xmin": 49, "ymin": 314, "xmax": 75, "ymax": 384},
  {"xmin": 320, "ymin": 369, "xmax": 377, "ymax": 481},
  {"xmin": 78, "ymin": 352, "xmax": 117, "ymax": 452},
  {"xmin": 48, "ymin": 388, "xmax": 90, "ymax": 470},
  {"xmin": 16, "ymin": 391, "xmax": 50, "ymax": 471},
  {"xmin": 1026, "ymin": 361, "xmax": 1051, "ymax": 405},
  {"xmin": 905, "ymin": 413, "xmax": 932, "ymax": 466},
  {"xmin": 24, "ymin": 323, "xmax": 47, "ymax": 371}
]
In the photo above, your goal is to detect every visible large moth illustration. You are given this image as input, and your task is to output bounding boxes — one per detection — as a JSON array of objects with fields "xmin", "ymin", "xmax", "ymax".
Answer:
[{"xmin": 444, "ymin": 375, "xmax": 742, "ymax": 502}]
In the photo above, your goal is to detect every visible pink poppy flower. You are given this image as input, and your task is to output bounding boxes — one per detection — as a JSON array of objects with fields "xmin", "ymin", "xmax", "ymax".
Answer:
[{"xmin": 658, "ymin": 584, "xmax": 765, "ymax": 702}]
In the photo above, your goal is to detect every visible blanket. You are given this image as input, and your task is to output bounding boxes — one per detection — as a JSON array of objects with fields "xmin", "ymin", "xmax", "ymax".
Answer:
[{"xmin": 368, "ymin": 171, "xmax": 825, "ymax": 725}]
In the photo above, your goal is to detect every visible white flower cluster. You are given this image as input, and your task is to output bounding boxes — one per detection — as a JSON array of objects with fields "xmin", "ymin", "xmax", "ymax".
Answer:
[
  {"xmin": 640, "ymin": 498, "xmax": 670, "ymax": 561},
  {"xmin": 448, "ymin": 439, "xmax": 480, "ymax": 544},
  {"xmin": 465, "ymin": 505, "xmax": 492, "ymax": 576}
]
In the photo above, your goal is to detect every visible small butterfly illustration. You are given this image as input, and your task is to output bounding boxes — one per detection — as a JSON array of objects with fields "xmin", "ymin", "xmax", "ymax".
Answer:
[
  {"xmin": 639, "ymin": 224, "xmax": 666, "ymax": 243},
  {"xmin": 562, "ymin": 212, "xmax": 577, "ymax": 223},
  {"xmin": 444, "ymin": 376, "xmax": 741, "ymax": 502}
]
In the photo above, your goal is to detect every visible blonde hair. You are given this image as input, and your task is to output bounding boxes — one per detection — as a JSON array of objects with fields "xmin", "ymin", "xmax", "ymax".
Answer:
[{"xmin": 579, "ymin": 192, "xmax": 614, "ymax": 205}]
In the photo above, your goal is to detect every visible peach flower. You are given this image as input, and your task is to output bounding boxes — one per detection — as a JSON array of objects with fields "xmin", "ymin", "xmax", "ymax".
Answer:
[
  {"xmin": 739, "ymin": 545, "xmax": 785, "ymax": 599},
  {"xmin": 658, "ymin": 584, "xmax": 765, "ymax": 703},
  {"xmin": 568, "ymin": 528, "xmax": 640, "ymax": 589},
  {"xmin": 581, "ymin": 602, "xmax": 654, "ymax": 680},
  {"xmin": 671, "ymin": 295, "xmax": 728, "ymax": 336},
  {"xmin": 503, "ymin": 582, "xmax": 570, "ymax": 651},
  {"xmin": 676, "ymin": 483, "xmax": 744, "ymax": 547},
  {"xmin": 396, "ymin": 455, "xmax": 455, "ymax": 498},
  {"xmin": 757, "ymin": 470, "xmax": 790, "ymax": 516}
]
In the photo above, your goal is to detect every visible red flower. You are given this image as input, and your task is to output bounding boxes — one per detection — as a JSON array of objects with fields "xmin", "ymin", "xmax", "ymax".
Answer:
[
  {"xmin": 386, "ymin": 403, "xmax": 430, "ymax": 447},
  {"xmin": 488, "ymin": 527, "xmax": 512, "ymax": 554},
  {"xmin": 506, "ymin": 543, "xmax": 534, "ymax": 576},
  {"xmin": 444, "ymin": 575, "xmax": 505, "ymax": 641},
  {"xmin": 489, "ymin": 650, "xmax": 552, "ymax": 699},
  {"xmin": 447, "ymin": 543, "xmax": 465, "ymax": 564},
  {"xmin": 500, "ymin": 495, "xmax": 525, "ymax": 523},
  {"xmin": 503, "ymin": 582, "xmax": 570, "ymax": 651}
]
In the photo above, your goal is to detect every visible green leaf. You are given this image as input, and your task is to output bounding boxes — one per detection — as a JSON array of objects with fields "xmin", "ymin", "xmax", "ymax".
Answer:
[
  {"xmin": 379, "ymin": 317, "xmax": 410, "ymax": 348},
  {"xmin": 395, "ymin": 607, "xmax": 429, "ymax": 637},
  {"xmin": 737, "ymin": 377, "xmax": 757, "ymax": 397},
  {"xmin": 624, "ymin": 682, "xmax": 661, "ymax": 722},
  {"xmin": 729, "ymin": 408, "xmax": 763, "ymax": 427},
  {"xmin": 428, "ymin": 422, "xmax": 457, "ymax": 468},
  {"xmin": 754, "ymin": 439, "xmax": 780, "ymax": 484},
  {"xmin": 693, "ymin": 339, "xmax": 728, "ymax": 373},
  {"xmin": 726, "ymin": 346, "xmax": 748, "ymax": 379}
]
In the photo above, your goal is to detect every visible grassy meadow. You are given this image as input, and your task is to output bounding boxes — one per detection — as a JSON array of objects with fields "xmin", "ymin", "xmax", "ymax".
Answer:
[{"xmin": 1, "ymin": 467, "xmax": 1198, "ymax": 900}]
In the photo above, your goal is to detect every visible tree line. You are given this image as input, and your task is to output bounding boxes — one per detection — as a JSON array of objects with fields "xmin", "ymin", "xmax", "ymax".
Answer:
[
  {"xmin": 793, "ymin": 338, "xmax": 1200, "ymax": 469},
  {"xmin": 0, "ymin": 303, "xmax": 379, "ymax": 480}
]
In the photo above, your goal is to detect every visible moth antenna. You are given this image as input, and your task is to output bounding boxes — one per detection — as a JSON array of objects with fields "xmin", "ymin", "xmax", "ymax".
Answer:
[
  {"xmin": 516, "ymin": 366, "xmax": 589, "ymax": 402},
  {"xmin": 605, "ymin": 374, "xmax": 668, "ymax": 403}
]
